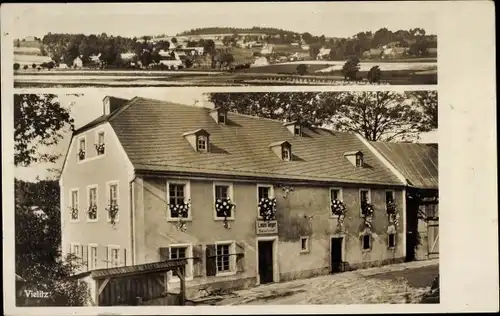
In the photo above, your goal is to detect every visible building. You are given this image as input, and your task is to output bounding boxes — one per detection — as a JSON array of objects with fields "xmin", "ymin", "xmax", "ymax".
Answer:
[
  {"xmin": 301, "ymin": 44, "xmax": 310, "ymax": 51},
  {"xmin": 370, "ymin": 141, "xmax": 439, "ymax": 261},
  {"xmin": 60, "ymin": 96, "xmax": 428, "ymax": 301},
  {"xmin": 72, "ymin": 56, "xmax": 83, "ymax": 68},
  {"xmin": 260, "ymin": 44, "xmax": 274, "ymax": 55},
  {"xmin": 316, "ymin": 48, "xmax": 331, "ymax": 60},
  {"xmin": 252, "ymin": 56, "xmax": 269, "ymax": 67}
]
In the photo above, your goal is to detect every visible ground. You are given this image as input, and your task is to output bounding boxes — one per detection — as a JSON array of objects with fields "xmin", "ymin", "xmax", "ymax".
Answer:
[{"xmin": 204, "ymin": 259, "xmax": 439, "ymax": 305}]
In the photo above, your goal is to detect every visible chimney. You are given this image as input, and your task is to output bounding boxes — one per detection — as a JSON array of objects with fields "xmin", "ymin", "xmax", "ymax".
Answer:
[{"xmin": 103, "ymin": 96, "xmax": 129, "ymax": 116}]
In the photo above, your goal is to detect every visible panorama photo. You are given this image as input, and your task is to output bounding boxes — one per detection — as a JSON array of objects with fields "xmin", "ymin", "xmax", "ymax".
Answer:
[
  {"xmin": 12, "ymin": 3, "xmax": 436, "ymax": 88},
  {"xmin": 14, "ymin": 89, "xmax": 439, "ymax": 306}
]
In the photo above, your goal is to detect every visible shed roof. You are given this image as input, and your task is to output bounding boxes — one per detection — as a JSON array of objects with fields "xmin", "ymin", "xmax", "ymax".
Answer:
[
  {"xmin": 73, "ymin": 260, "xmax": 187, "ymax": 280},
  {"xmin": 370, "ymin": 141, "xmax": 438, "ymax": 189}
]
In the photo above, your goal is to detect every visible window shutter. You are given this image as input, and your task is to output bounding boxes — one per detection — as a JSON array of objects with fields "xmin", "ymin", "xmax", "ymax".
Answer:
[
  {"xmin": 106, "ymin": 246, "xmax": 109, "ymax": 268},
  {"xmin": 236, "ymin": 242, "xmax": 245, "ymax": 273},
  {"xmin": 192, "ymin": 244, "xmax": 204, "ymax": 277},
  {"xmin": 82, "ymin": 245, "xmax": 88, "ymax": 270},
  {"xmin": 205, "ymin": 244, "xmax": 216, "ymax": 276},
  {"xmin": 159, "ymin": 247, "xmax": 170, "ymax": 261}
]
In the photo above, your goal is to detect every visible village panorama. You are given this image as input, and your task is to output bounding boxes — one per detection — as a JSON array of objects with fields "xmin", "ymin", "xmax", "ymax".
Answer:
[
  {"xmin": 14, "ymin": 90, "xmax": 439, "ymax": 306},
  {"xmin": 13, "ymin": 27, "xmax": 437, "ymax": 87}
]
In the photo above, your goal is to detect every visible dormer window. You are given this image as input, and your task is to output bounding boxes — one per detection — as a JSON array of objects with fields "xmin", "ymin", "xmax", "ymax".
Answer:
[
  {"xmin": 294, "ymin": 125, "xmax": 302, "ymax": 136},
  {"xmin": 282, "ymin": 147, "xmax": 291, "ymax": 161},
  {"xmin": 344, "ymin": 151, "xmax": 364, "ymax": 167},
  {"xmin": 183, "ymin": 128, "xmax": 210, "ymax": 153},
  {"xmin": 197, "ymin": 135, "xmax": 208, "ymax": 152},
  {"xmin": 356, "ymin": 154, "xmax": 363, "ymax": 167},
  {"xmin": 210, "ymin": 107, "xmax": 228, "ymax": 125},
  {"xmin": 284, "ymin": 121, "xmax": 303, "ymax": 136},
  {"xmin": 269, "ymin": 141, "xmax": 292, "ymax": 161}
]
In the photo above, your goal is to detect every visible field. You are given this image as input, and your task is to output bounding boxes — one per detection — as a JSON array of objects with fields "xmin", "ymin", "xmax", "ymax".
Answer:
[{"xmin": 13, "ymin": 57, "xmax": 437, "ymax": 87}]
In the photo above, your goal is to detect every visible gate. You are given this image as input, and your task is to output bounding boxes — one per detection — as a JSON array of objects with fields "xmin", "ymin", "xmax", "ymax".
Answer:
[{"xmin": 427, "ymin": 220, "xmax": 439, "ymax": 259}]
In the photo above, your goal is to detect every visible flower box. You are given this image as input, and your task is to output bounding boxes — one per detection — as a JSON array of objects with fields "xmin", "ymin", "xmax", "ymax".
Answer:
[
  {"xmin": 95, "ymin": 143, "xmax": 105, "ymax": 155},
  {"xmin": 106, "ymin": 202, "xmax": 119, "ymax": 225},
  {"xmin": 215, "ymin": 198, "xmax": 234, "ymax": 218},
  {"xmin": 70, "ymin": 207, "xmax": 79, "ymax": 220},
  {"xmin": 258, "ymin": 197, "xmax": 277, "ymax": 221},
  {"xmin": 167, "ymin": 200, "xmax": 190, "ymax": 219},
  {"xmin": 87, "ymin": 204, "xmax": 97, "ymax": 219},
  {"xmin": 78, "ymin": 149, "xmax": 86, "ymax": 161},
  {"xmin": 361, "ymin": 200, "xmax": 375, "ymax": 229}
]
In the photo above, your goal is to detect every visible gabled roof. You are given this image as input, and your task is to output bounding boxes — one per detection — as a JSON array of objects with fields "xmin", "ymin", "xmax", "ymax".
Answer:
[
  {"xmin": 370, "ymin": 141, "xmax": 438, "ymax": 189},
  {"xmin": 101, "ymin": 97, "xmax": 403, "ymax": 186}
]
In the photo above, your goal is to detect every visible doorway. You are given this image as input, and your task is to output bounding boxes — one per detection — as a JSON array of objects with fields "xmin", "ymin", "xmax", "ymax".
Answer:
[
  {"xmin": 258, "ymin": 240, "xmax": 274, "ymax": 284},
  {"xmin": 331, "ymin": 237, "xmax": 343, "ymax": 273}
]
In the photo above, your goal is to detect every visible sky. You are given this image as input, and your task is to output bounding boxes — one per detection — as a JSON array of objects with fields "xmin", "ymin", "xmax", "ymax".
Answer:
[
  {"xmin": 7, "ymin": 3, "xmax": 436, "ymax": 39},
  {"xmin": 14, "ymin": 89, "xmax": 439, "ymax": 182}
]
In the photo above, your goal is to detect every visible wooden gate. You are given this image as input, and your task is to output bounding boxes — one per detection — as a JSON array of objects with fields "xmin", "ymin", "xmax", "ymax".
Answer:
[{"xmin": 427, "ymin": 220, "xmax": 439, "ymax": 259}]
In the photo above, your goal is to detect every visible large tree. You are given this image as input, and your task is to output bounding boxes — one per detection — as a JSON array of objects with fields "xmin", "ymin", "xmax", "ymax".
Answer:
[
  {"xmin": 14, "ymin": 94, "xmax": 75, "ymax": 167},
  {"xmin": 332, "ymin": 91, "xmax": 430, "ymax": 141},
  {"xmin": 208, "ymin": 91, "xmax": 435, "ymax": 142},
  {"xmin": 405, "ymin": 91, "xmax": 438, "ymax": 130}
]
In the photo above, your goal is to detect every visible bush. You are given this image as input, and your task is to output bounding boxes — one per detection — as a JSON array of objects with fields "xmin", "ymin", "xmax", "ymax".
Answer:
[
  {"xmin": 14, "ymin": 63, "xmax": 20, "ymax": 70},
  {"xmin": 32, "ymin": 63, "xmax": 36, "ymax": 69},
  {"xmin": 296, "ymin": 64, "xmax": 308, "ymax": 76},
  {"xmin": 341, "ymin": 56, "xmax": 360, "ymax": 80},
  {"xmin": 367, "ymin": 65, "xmax": 382, "ymax": 83},
  {"xmin": 23, "ymin": 65, "xmax": 29, "ymax": 70}
]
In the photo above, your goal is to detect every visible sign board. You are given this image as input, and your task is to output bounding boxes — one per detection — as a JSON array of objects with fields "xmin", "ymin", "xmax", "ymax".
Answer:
[{"xmin": 256, "ymin": 220, "xmax": 278, "ymax": 235}]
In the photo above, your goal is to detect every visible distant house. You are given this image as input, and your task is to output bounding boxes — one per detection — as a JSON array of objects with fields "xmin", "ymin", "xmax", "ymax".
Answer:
[
  {"xmin": 23, "ymin": 36, "xmax": 36, "ymax": 42},
  {"xmin": 301, "ymin": 44, "xmax": 310, "ymax": 51},
  {"xmin": 260, "ymin": 44, "xmax": 274, "ymax": 55},
  {"xmin": 58, "ymin": 63, "xmax": 69, "ymax": 69},
  {"xmin": 316, "ymin": 48, "xmax": 331, "ymax": 60},
  {"xmin": 159, "ymin": 59, "xmax": 183, "ymax": 69},
  {"xmin": 381, "ymin": 47, "xmax": 408, "ymax": 59},
  {"xmin": 252, "ymin": 56, "xmax": 269, "ymax": 67},
  {"xmin": 73, "ymin": 57, "xmax": 83, "ymax": 68},
  {"xmin": 291, "ymin": 42, "xmax": 300, "ymax": 47}
]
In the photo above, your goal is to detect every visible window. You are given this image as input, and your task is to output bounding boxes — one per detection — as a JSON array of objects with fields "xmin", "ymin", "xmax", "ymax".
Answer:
[
  {"xmin": 360, "ymin": 189, "xmax": 371, "ymax": 216},
  {"xmin": 214, "ymin": 183, "xmax": 233, "ymax": 219},
  {"xmin": 197, "ymin": 135, "xmax": 208, "ymax": 152},
  {"xmin": 89, "ymin": 245, "xmax": 98, "ymax": 270},
  {"xmin": 258, "ymin": 186, "xmax": 271, "ymax": 200},
  {"xmin": 71, "ymin": 244, "xmax": 81, "ymax": 258},
  {"xmin": 96, "ymin": 131, "xmax": 105, "ymax": 155},
  {"xmin": 70, "ymin": 189, "xmax": 79, "ymax": 221},
  {"xmin": 108, "ymin": 247, "xmax": 120, "ymax": 268},
  {"xmin": 300, "ymin": 236, "xmax": 310, "ymax": 253},
  {"xmin": 355, "ymin": 154, "xmax": 363, "ymax": 167},
  {"xmin": 216, "ymin": 243, "xmax": 232, "ymax": 273},
  {"xmin": 388, "ymin": 233, "xmax": 396, "ymax": 248},
  {"xmin": 167, "ymin": 245, "xmax": 193, "ymax": 281},
  {"xmin": 386, "ymin": 191, "xmax": 394, "ymax": 205},
  {"xmin": 282, "ymin": 147, "xmax": 291, "ymax": 161},
  {"xmin": 167, "ymin": 181, "xmax": 190, "ymax": 220},
  {"xmin": 294, "ymin": 125, "xmax": 302, "ymax": 136},
  {"xmin": 218, "ymin": 112, "xmax": 226, "ymax": 124},
  {"xmin": 362, "ymin": 234, "xmax": 371, "ymax": 250},
  {"xmin": 107, "ymin": 182, "xmax": 119, "ymax": 223},
  {"xmin": 78, "ymin": 137, "xmax": 86, "ymax": 161},
  {"xmin": 330, "ymin": 188, "xmax": 341, "ymax": 201},
  {"xmin": 87, "ymin": 186, "xmax": 98, "ymax": 221}
]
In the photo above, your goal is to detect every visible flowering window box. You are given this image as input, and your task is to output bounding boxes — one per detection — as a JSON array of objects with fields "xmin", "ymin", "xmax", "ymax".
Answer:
[
  {"xmin": 95, "ymin": 143, "xmax": 105, "ymax": 155},
  {"xmin": 361, "ymin": 200, "xmax": 375, "ymax": 229},
  {"xmin": 258, "ymin": 198, "xmax": 277, "ymax": 221},
  {"xmin": 106, "ymin": 202, "xmax": 119, "ymax": 225}
]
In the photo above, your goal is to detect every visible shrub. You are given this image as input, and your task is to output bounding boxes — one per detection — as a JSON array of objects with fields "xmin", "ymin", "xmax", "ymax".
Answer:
[
  {"xmin": 14, "ymin": 63, "xmax": 20, "ymax": 70},
  {"xmin": 23, "ymin": 65, "xmax": 29, "ymax": 70},
  {"xmin": 32, "ymin": 63, "xmax": 36, "ymax": 69},
  {"xmin": 367, "ymin": 65, "xmax": 382, "ymax": 83},
  {"xmin": 296, "ymin": 64, "xmax": 308, "ymax": 76},
  {"xmin": 341, "ymin": 56, "xmax": 360, "ymax": 81}
]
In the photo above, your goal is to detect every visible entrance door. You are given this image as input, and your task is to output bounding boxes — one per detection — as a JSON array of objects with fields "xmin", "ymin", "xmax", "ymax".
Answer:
[
  {"xmin": 258, "ymin": 240, "xmax": 274, "ymax": 284},
  {"xmin": 331, "ymin": 237, "xmax": 343, "ymax": 273}
]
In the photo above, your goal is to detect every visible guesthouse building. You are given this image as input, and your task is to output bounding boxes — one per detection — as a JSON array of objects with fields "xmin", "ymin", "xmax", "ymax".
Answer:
[{"xmin": 60, "ymin": 96, "xmax": 414, "ymax": 299}]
